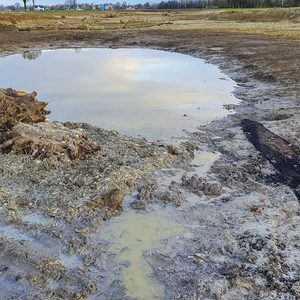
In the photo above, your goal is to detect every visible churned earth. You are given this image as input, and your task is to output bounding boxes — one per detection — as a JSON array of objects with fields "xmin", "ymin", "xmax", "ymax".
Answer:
[{"xmin": 0, "ymin": 8, "xmax": 300, "ymax": 300}]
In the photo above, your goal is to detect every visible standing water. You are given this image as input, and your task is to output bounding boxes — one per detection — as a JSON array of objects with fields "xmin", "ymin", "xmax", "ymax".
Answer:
[
  {"xmin": 99, "ymin": 151, "xmax": 221, "ymax": 300},
  {"xmin": 0, "ymin": 48, "xmax": 238, "ymax": 140},
  {"xmin": 0, "ymin": 48, "xmax": 238, "ymax": 299}
]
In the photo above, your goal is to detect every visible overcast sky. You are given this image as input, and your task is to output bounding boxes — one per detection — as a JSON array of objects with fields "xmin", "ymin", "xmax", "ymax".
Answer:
[{"xmin": 1, "ymin": 0, "xmax": 148, "ymax": 6}]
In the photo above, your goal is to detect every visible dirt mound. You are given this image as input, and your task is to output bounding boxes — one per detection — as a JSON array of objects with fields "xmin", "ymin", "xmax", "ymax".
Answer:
[
  {"xmin": 0, "ymin": 88, "xmax": 99, "ymax": 160},
  {"xmin": 1, "ymin": 122, "xmax": 100, "ymax": 160},
  {"xmin": 206, "ymin": 8, "xmax": 300, "ymax": 23}
]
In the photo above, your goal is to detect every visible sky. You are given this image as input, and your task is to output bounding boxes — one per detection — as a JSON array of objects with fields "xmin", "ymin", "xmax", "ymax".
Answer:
[{"xmin": 1, "ymin": 0, "xmax": 148, "ymax": 5}]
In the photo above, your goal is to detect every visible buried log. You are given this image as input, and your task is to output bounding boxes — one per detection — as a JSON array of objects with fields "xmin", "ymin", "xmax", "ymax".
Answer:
[{"xmin": 242, "ymin": 119, "xmax": 300, "ymax": 200}]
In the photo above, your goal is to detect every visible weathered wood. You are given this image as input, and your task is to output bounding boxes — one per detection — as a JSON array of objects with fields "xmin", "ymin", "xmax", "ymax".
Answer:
[{"xmin": 242, "ymin": 119, "xmax": 300, "ymax": 200}]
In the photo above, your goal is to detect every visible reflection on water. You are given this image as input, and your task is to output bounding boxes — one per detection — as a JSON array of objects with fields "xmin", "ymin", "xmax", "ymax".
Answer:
[
  {"xmin": 22, "ymin": 50, "xmax": 42, "ymax": 61},
  {"xmin": 0, "ymin": 48, "xmax": 238, "ymax": 140},
  {"xmin": 73, "ymin": 48, "xmax": 83, "ymax": 54}
]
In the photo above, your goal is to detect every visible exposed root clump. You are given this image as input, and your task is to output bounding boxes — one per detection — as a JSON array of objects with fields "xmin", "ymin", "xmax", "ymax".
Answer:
[
  {"xmin": 1, "ymin": 122, "xmax": 100, "ymax": 160},
  {"xmin": 0, "ymin": 88, "xmax": 99, "ymax": 160},
  {"xmin": 0, "ymin": 88, "xmax": 49, "ymax": 133}
]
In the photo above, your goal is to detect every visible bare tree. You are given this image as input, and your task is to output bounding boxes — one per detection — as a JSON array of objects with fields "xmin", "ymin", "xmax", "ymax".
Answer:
[
  {"xmin": 23, "ymin": 0, "xmax": 28, "ymax": 11},
  {"xmin": 65, "ymin": 0, "xmax": 77, "ymax": 9}
]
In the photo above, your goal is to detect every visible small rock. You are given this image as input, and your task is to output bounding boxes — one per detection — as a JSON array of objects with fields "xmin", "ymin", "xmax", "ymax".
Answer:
[
  {"xmin": 0, "ymin": 266, "xmax": 8, "ymax": 273},
  {"xmin": 194, "ymin": 253, "xmax": 204, "ymax": 258},
  {"xmin": 292, "ymin": 281, "xmax": 300, "ymax": 296},
  {"xmin": 103, "ymin": 188, "xmax": 124, "ymax": 210},
  {"xmin": 130, "ymin": 199, "xmax": 147, "ymax": 210},
  {"xmin": 250, "ymin": 206, "xmax": 262, "ymax": 214},
  {"xmin": 203, "ymin": 183, "xmax": 222, "ymax": 196},
  {"xmin": 160, "ymin": 182, "xmax": 184, "ymax": 206},
  {"xmin": 181, "ymin": 174, "xmax": 205, "ymax": 196},
  {"xmin": 103, "ymin": 209, "xmax": 113, "ymax": 220},
  {"xmin": 167, "ymin": 145, "xmax": 180, "ymax": 155}
]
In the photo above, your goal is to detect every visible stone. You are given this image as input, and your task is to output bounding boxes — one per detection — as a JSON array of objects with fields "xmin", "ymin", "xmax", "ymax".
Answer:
[
  {"xmin": 203, "ymin": 183, "xmax": 222, "ymax": 196},
  {"xmin": 103, "ymin": 188, "xmax": 124, "ymax": 210},
  {"xmin": 167, "ymin": 145, "xmax": 180, "ymax": 155},
  {"xmin": 130, "ymin": 199, "xmax": 147, "ymax": 210},
  {"xmin": 292, "ymin": 281, "xmax": 300, "ymax": 296},
  {"xmin": 250, "ymin": 206, "xmax": 262, "ymax": 213}
]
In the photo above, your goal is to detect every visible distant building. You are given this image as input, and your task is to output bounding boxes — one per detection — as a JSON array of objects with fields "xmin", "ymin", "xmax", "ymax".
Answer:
[
  {"xmin": 99, "ymin": 4, "xmax": 113, "ymax": 10},
  {"xmin": 104, "ymin": 4, "xmax": 113, "ymax": 10}
]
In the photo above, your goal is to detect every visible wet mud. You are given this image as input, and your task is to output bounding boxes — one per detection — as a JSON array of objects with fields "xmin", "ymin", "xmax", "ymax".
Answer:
[{"xmin": 0, "ymin": 15, "xmax": 300, "ymax": 300}]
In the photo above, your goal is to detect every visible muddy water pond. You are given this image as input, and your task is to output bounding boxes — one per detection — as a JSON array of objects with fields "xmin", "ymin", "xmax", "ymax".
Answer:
[{"xmin": 0, "ymin": 48, "xmax": 237, "ymax": 140}]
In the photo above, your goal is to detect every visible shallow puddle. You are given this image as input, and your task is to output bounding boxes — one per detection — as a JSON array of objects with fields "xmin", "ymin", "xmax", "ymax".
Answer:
[
  {"xmin": 22, "ymin": 213, "xmax": 48, "ymax": 225},
  {"xmin": 191, "ymin": 151, "xmax": 221, "ymax": 175},
  {"xmin": 101, "ymin": 151, "xmax": 221, "ymax": 299},
  {"xmin": 0, "ymin": 225, "xmax": 34, "ymax": 241},
  {"xmin": 101, "ymin": 208, "xmax": 182, "ymax": 299},
  {"xmin": 159, "ymin": 151, "xmax": 221, "ymax": 189},
  {"xmin": 0, "ymin": 48, "xmax": 238, "ymax": 140}
]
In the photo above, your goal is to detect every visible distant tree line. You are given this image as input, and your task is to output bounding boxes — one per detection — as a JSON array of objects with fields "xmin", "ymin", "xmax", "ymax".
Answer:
[
  {"xmin": 111, "ymin": 0, "xmax": 300, "ymax": 9},
  {"xmin": 1, "ymin": 0, "xmax": 299, "ymax": 11},
  {"xmin": 145, "ymin": 0, "xmax": 300, "ymax": 9}
]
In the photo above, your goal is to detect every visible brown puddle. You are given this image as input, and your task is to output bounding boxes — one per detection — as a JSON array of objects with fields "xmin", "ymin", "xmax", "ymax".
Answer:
[
  {"xmin": 102, "ymin": 210, "xmax": 182, "ymax": 299},
  {"xmin": 101, "ymin": 151, "xmax": 221, "ymax": 299}
]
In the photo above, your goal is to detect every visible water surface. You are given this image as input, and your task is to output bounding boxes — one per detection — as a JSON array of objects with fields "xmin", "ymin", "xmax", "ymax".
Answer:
[
  {"xmin": 0, "ymin": 48, "xmax": 237, "ymax": 140},
  {"xmin": 101, "ymin": 209, "xmax": 182, "ymax": 299},
  {"xmin": 100, "ymin": 151, "xmax": 221, "ymax": 299}
]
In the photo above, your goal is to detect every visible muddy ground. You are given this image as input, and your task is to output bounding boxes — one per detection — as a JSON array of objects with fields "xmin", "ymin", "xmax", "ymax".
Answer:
[{"xmin": 0, "ymin": 9, "xmax": 300, "ymax": 300}]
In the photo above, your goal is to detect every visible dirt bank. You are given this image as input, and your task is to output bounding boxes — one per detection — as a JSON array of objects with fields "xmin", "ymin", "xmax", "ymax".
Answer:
[
  {"xmin": 0, "ymin": 9, "xmax": 300, "ymax": 299},
  {"xmin": 1, "ymin": 8, "xmax": 300, "ymax": 38}
]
